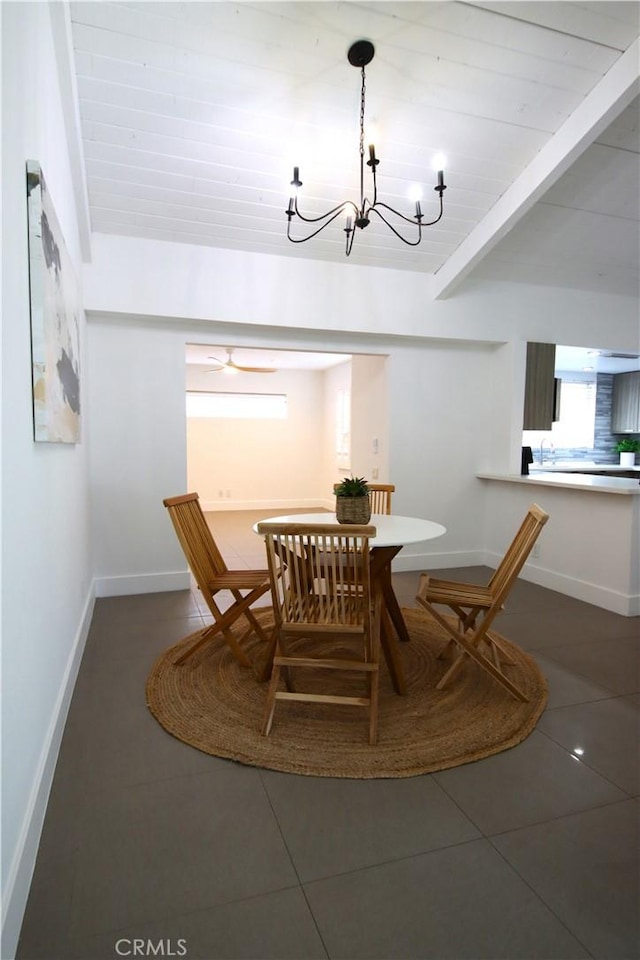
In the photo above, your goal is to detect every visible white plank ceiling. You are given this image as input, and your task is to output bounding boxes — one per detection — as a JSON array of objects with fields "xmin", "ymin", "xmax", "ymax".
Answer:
[{"xmin": 69, "ymin": 1, "xmax": 639, "ymax": 294}]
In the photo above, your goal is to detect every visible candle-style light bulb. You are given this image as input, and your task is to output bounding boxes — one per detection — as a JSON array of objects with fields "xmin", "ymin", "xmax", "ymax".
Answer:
[{"xmin": 431, "ymin": 153, "xmax": 447, "ymax": 194}]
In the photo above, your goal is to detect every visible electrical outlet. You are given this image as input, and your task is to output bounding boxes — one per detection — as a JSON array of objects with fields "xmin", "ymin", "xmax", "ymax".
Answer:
[
  {"xmin": 218, "ymin": 489, "xmax": 224, "ymax": 498},
  {"xmin": 531, "ymin": 543, "xmax": 541, "ymax": 559},
  {"xmin": 371, "ymin": 467, "xmax": 379, "ymax": 479},
  {"xmin": 226, "ymin": 490, "xmax": 231, "ymax": 498}
]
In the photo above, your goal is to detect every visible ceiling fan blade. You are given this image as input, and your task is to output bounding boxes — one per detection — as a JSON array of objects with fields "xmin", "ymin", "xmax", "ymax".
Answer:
[
  {"xmin": 233, "ymin": 364, "xmax": 277, "ymax": 373},
  {"xmin": 204, "ymin": 350, "xmax": 276, "ymax": 373}
]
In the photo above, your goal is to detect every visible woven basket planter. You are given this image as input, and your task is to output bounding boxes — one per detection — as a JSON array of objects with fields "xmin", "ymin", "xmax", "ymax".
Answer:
[{"xmin": 335, "ymin": 495, "xmax": 372, "ymax": 524}]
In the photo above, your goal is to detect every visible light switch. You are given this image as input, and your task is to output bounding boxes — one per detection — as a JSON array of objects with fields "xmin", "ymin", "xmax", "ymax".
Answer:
[{"xmin": 372, "ymin": 437, "xmax": 378, "ymax": 454}]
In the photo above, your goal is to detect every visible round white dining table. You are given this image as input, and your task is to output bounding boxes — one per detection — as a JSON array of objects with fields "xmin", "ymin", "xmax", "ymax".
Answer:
[
  {"xmin": 255, "ymin": 513, "xmax": 446, "ymax": 547},
  {"xmin": 255, "ymin": 512, "xmax": 447, "ymax": 695}
]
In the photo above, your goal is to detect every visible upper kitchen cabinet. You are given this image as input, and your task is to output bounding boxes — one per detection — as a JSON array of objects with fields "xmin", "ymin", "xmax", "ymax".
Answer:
[
  {"xmin": 523, "ymin": 342, "xmax": 556, "ymax": 430},
  {"xmin": 612, "ymin": 371, "xmax": 640, "ymax": 433}
]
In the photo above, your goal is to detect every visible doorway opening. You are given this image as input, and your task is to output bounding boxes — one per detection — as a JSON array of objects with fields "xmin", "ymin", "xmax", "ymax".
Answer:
[{"xmin": 185, "ymin": 344, "xmax": 389, "ymax": 513}]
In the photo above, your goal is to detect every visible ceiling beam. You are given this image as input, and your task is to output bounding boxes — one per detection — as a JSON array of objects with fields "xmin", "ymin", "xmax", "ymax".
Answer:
[
  {"xmin": 49, "ymin": 2, "xmax": 92, "ymax": 263},
  {"xmin": 430, "ymin": 38, "xmax": 640, "ymax": 301}
]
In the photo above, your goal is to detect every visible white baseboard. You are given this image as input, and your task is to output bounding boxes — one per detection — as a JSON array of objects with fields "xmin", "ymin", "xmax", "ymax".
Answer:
[
  {"xmin": 200, "ymin": 498, "xmax": 331, "ymax": 513},
  {"xmin": 484, "ymin": 550, "xmax": 638, "ymax": 617},
  {"xmin": 95, "ymin": 556, "xmax": 639, "ymax": 615},
  {"xmin": 94, "ymin": 570, "xmax": 190, "ymax": 597},
  {"xmin": 393, "ymin": 549, "xmax": 638, "ymax": 616},
  {"xmin": 1, "ymin": 586, "xmax": 96, "ymax": 960},
  {"xmin": 520, "ymin": 565, "xmax": 639, "ymax": 617},
  {"xmin": 392, "ymin": 549, "xmax": 487, "ymax": 572}
]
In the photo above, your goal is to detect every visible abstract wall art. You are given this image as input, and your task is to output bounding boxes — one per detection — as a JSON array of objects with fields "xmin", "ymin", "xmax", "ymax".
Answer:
[{"xmin": 26, "ymin": 159, "xmax": 81, "ymax": 443}]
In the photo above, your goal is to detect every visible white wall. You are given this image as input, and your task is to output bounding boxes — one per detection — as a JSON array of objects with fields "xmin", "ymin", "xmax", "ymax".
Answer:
[
  {"xmin": 86, "ymin": 319, "xmax": 189, "ymax": 596},
  {"xmin": 85, "ymin": 315, "xmax": 517, "ymax": 589},
  {"xmin": 385, "ymin": 339, "xmax": 507, "ymax": 565},
  {"xmin": 350, "ymin": 355, "xmax": 389, "ymax": 483},
  {"xmin": 1, "ymin": 5, "xmax": 92, "ymax": 956},
  {"xmin": 322, "ymin": 359, "xmax": 352, "ymax": 487},
  {"xmin": 83, "ymin": 262, "xmax": 638, "ymax": 612},
  {"xmin": 185, "ymin": 365, "xmax": 326, "ymax": 510},
  {"xmin": 84, "ymin": 233, "xmax": 639, "ymax": 350}
]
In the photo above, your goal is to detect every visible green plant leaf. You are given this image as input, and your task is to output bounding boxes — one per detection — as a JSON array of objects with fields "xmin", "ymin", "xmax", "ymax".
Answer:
[{"xmin": 335, "ymin": 475, "xmax": 369, "ymax": 497}]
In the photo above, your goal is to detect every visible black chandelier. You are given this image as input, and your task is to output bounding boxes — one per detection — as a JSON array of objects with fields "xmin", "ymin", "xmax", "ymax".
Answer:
[{"xmin": 286, "ymin": 39, "xmax": 447, "ymax": 257}]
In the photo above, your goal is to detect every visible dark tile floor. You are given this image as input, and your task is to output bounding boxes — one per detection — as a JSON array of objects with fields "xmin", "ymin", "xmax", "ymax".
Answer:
[{"xmin": 17, "ymin": 510, "xmax": 640, "ymax": 960}]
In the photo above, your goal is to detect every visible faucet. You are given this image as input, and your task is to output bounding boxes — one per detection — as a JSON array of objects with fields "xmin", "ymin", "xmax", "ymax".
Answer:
[{"xmin": 539, "ymin": 438, "xmax": 554, "ymax": 465}]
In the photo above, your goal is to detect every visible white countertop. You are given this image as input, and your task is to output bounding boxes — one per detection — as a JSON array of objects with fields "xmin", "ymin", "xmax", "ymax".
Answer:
[{"xmin": 477, "ymin": 472, "xmax": 640, "ymax": 495}]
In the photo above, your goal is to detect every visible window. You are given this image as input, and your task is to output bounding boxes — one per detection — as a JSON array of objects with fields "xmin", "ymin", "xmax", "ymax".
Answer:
[
  {"xmin": 523, "ymin": 377, "xmax": 596, "ymax": 450},
  {"xmin": 186, "ymin": 391, "xmax": 287, "ymax": 419}
]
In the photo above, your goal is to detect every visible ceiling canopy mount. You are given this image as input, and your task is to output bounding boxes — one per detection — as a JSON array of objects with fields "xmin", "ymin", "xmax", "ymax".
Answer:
[{"xmin": 347, "ymin": 39, "xmax": 374, "ymax": 68}]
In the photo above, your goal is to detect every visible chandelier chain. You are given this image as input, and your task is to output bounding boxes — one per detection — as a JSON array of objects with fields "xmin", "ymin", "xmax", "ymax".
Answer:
[{"xmin": 359, "ymin": 66, "xmax": 366, "ymax": 159}]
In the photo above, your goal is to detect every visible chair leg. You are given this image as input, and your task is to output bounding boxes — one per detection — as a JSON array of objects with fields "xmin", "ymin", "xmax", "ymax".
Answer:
[
  {"xmin": 230, "ymin": 590, "xmax": 272, "ymax": 645},
  {"xmin": 262, "ymin": 658, "xmax": 281, "ymax": 735},
  {"xmin": 173, "ymin": 621, "xmax": 251, "ymax": 667},
  {"xmin": 368, "ymin": 643, "xmax": 380, "ymax": 746},
  {"xmin": 368, "ymin": 670, "xmax": 379, "ymax": 745},
  {"xmin": 435, "ymin": 649, "xmax": 467, "ymax": 689},
  {"xmin": 485, "ymin": 630, "xmax": 517, "ymax": 666},
  {"xmin": 420, "ymin": 603, "xmax": 529, "ymax": 702},
  {"xmin": 437, "ymin": 637, "xmax": 456, "ymax": 660},
  {"xmin": 257, "ymin": 628, "xmax": 278, "ymax": 683}
]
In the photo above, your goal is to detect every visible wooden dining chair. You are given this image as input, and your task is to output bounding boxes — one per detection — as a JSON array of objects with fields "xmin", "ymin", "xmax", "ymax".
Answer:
[
  {"xmin": 368, "ymin": 483, "xmax": 395, "ymax": 514},
  {"xmin": 163, "ymin": 493, "xmax": 274, "ymax": 669},
  {"xmin": 333, "ymin": 482, "xmax": 395, "ymax": 514},
  {"xmin": 416, "ymin": 503, "xmax": 549, "ymax": 701},
  {"xmin": 257, "ymin": 522, "xmax": 381, "ymax": 744}
]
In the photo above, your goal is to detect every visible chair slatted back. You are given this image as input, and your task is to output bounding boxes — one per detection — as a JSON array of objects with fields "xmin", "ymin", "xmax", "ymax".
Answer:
[
  {"xmin": 258, "ymin": 523, "xmax": 375, "ymax": 632},
  {"xmin": 488, "ymin": 503, "xmax": 549, "ymax": 605},
  {"xmin": 163, "ymin": 493, "xmax": 228, "ymax": 588},
  {"xmin": 368, "ymin": 484, "xmax": 395, "ymax": 515}
]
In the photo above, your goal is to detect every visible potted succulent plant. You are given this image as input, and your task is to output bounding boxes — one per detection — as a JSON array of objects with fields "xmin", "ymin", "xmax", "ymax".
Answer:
[
  {"xmin": 615, "ymin": 438, "xmax": 640, "ymax": 467},
  {"xmin": 335, "ymin": 475, "xmax": 371, "ymax": 524}
]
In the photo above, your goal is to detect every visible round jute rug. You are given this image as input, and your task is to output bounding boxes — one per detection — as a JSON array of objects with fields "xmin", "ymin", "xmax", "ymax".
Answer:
[{"xmin": 146, "ymin": 608, "xmax": 547, "ymax": 779}]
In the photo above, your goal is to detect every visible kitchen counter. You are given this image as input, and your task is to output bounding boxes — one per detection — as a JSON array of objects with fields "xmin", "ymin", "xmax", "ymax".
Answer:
[
  {"xmin": 530, "ymin": 462, "xmax": 640, "ymax": 474},
  {"xmin": 477, "ymin": 471, "xmax": 640, "ymax": 494},
  {"xmin": 478, "ymin": 474, "xmax": 639, "ymax": 616}
]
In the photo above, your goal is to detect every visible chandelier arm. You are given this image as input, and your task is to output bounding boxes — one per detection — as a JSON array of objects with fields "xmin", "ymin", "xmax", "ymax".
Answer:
[
  {"xmin": 293, "ymin": 197, "xmax": 358, "ymax": 225},
  {"xmin": 415, "ymin": 194, "xmax": 445, "ymax": 227},
  {"xmin": 287, "ymin": 207, "xmax": 351, "ymax": 244},
  {"xmin": 370, "ymin": 199, "xmax": 437, "ymax": 227},
  {"xmin": 367, "ymin": 207, "xmax": 423, "ymax": 246}
]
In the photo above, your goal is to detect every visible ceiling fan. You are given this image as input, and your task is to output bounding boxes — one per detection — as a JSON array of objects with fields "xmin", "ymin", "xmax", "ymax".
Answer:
[{"xmin": 206, "ymin": 348, "xmax": 277, "ymax": 374}]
